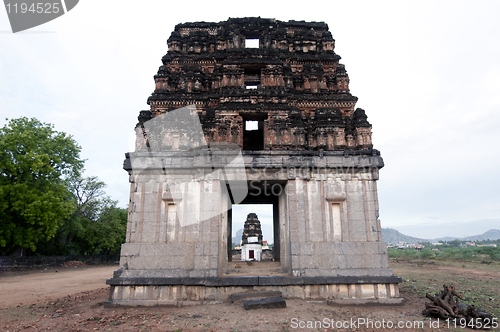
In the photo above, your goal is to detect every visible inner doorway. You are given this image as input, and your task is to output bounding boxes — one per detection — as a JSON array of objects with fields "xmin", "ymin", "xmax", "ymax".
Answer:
[
  {"xmin": 225, "ymin": 181, "xmax": 286, "ymax": 275},
  {"xmin": 230, "ymin": 203, "xmax": 274, "ymax": 262}
]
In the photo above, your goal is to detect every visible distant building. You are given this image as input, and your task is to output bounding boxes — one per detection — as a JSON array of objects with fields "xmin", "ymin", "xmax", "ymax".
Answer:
[{"xmin": 241, "ymin": 213, "xmax": 263, "ymax": 261}]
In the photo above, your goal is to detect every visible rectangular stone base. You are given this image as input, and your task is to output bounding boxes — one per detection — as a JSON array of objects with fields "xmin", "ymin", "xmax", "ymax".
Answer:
[
  {"xmin": 106, "ymin": 275, "xmax": 402, "ymax": 307},
  {"xmin": 244, "ymin": 296, "xmax": 287, "ymax": 310}
]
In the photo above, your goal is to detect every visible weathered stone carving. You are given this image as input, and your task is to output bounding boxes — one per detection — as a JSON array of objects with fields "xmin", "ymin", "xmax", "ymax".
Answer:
[
  {"xmin": 241, "ymin": 213, "xmax": 263, "ymax": 246},
  {"xmin": 107, "ymin": 17, "xmax": 402, "ymax": 307},
  {"xmin": 139, "ymin": 17, "xmax": 372, "ymax": 152}
]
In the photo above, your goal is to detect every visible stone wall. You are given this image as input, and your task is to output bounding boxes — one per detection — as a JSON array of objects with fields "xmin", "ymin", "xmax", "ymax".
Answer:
[{"xmin": 118, "ymin": 150, "xmax": 390, "ymax": 279}]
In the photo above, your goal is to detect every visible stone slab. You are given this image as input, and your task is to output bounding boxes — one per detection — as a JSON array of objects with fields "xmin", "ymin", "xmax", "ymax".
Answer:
[
  {"xmin": 124, "ymin": 151, "xmax": 384, "ymax": 171},
  {"xmin": 206, "ymin": 277, "xmax": 259, "ymax": 286},
  {"xmin": 229, "ymin": 291, "xmax": 282, "ymax": 303},
  {"xmin": 243, "ymin": 296, "xmax": 287, "ymax": 310},
  {"xmin": 106, "ymin": 277, "xmax": 183, "ymax": 286},
  {"xmin": 106, "ymin": 275, "xmax": 402, "ymax": 286},
  {"xmin": 258, "ymin": 276, "xmax": 304, "ymax": 286}
]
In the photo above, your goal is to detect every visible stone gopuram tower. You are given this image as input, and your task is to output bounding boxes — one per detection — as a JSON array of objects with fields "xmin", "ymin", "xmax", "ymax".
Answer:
[
  {"xmin": 107, "ymin": 17, "xmax": 402, "ymax": 306},
  {"xmin": 241, "ymin": 213, "xmax": 263, "ymax": 261}
]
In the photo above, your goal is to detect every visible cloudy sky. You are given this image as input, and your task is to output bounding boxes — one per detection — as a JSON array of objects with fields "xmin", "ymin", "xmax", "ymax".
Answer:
[{"xmin": 1, "ymin": 1, "xmax": 499, "ymax": 240}]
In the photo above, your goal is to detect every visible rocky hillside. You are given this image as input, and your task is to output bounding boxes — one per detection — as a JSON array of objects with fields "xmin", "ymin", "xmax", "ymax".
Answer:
[
  {"xmin": 381, "ymin": 228, "xmax": 500, "ymax": 244},
  {"xmin": 381, "ymin": 228, "xmax": 426, "ymax": 244}
]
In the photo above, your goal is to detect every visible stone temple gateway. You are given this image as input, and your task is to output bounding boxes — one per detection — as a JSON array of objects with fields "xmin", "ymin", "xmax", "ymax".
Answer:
[{"xmin": 107, "ymin": 17, "xmax": 402, "ymax": 306}]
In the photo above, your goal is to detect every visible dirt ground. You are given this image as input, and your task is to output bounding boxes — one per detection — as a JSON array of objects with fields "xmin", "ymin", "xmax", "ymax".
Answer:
[
  {"xmin": 0, "ymin": 265, "xmax": 115, "ymax": 308},
  {"xmin": 1, "ymin": 260, "xmax": 499, "ymax": 332}
]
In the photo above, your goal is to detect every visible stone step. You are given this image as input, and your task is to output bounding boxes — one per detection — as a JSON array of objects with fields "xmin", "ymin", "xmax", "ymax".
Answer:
[
  {"xmin": 225, "ymin": 267, "xmax": 283, "ymax": 274},
  {"xmin": 243, "ymin": 296, "xmax": 287, "ymax": 310},
  {"xmin": 227, "ymin": 261, "xmax": 280, "ymax": 268},
  {"xmin": 229, "ymin": 291, "xmax": 282, "ymax": 303}
]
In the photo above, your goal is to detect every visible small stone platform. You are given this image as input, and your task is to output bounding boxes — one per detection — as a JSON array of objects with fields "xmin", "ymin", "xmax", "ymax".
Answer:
[{"xmin": 106, "ymin": 275, "xmax": 402, "ymax": 307}]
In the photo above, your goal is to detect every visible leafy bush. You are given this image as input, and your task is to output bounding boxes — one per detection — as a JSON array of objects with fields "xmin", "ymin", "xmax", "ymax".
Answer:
[
  {"xmin": 388, "ymin": 246, "xmax": 500, "ymax": 262},
  {"xmin": 419, "ymin": 248, "xmax": 434, "ymax": 258},
  {"xmin": 388, "ymin": 248, "xmax": 418, "ymax": 260}
]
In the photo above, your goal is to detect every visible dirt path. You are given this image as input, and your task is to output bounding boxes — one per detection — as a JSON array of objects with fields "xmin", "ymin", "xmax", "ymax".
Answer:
[{"xmin": 0, "ymin": 266, "xmax": 116, "ymax": 308}]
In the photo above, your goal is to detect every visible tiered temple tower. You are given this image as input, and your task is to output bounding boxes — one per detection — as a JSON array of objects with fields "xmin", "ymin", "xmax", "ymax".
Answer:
[
  {"xmin": 241, "ymin": 213, "xmax": 263, "ymax": 246},
  {"xmin": 137, "ymin": 18, "xmax": 373, "ymax": 152},
  {"xmin": 241, "ymin": 213, "xmax": 263, "ymax": 261},
  {"xmin": 107, "ymin": 17, "xmax": 402, "ymax": 306}
]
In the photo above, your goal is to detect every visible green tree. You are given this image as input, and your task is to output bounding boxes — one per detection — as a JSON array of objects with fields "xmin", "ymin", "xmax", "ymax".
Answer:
[
  {"xmin": 68, "ymin": 175, "xmax": 113, "ymax": 222},
  {"xmin": 62, "ymin": 175, "xmax": 112, "ymax": 254},
  {"xmin": 39, "ymin": 175, "xmax": 127, "ymax": 255},
  {"xmin": 35, "ymin": 175, "xmax": 128, "ymax": 255},
  {"xmin": 83, "ymin": 205, "xmax": 127, "ymax": 254},
  {"xmin": 0, "ymin": 117, "xmax": 83, "ymax": 254}
]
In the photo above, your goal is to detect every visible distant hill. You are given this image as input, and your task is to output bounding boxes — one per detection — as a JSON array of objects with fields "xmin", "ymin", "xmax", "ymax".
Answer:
[
  {"xmin": 432, "ymin": 229, "xmax": 500, "ymax": 242},
  {"xmin": 381, "ymin": 228, "xmax": 500, "ymax": 244},
  {"xmin": 381, "ymin": 228, "xmax": 426, "ymax": 244},
  {"xmin": 232, "ymin": 229, "xmax": 243, "ymax": 246},
  {"xmin": 466, "ymin": 229, "xmax": 500, "ymax": 241}
]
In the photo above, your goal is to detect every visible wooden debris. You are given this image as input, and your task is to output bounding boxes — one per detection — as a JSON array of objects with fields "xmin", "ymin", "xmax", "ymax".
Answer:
[{"xmin": 423, "ymin": 284, "xmax": 495, "ymax": 329}]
